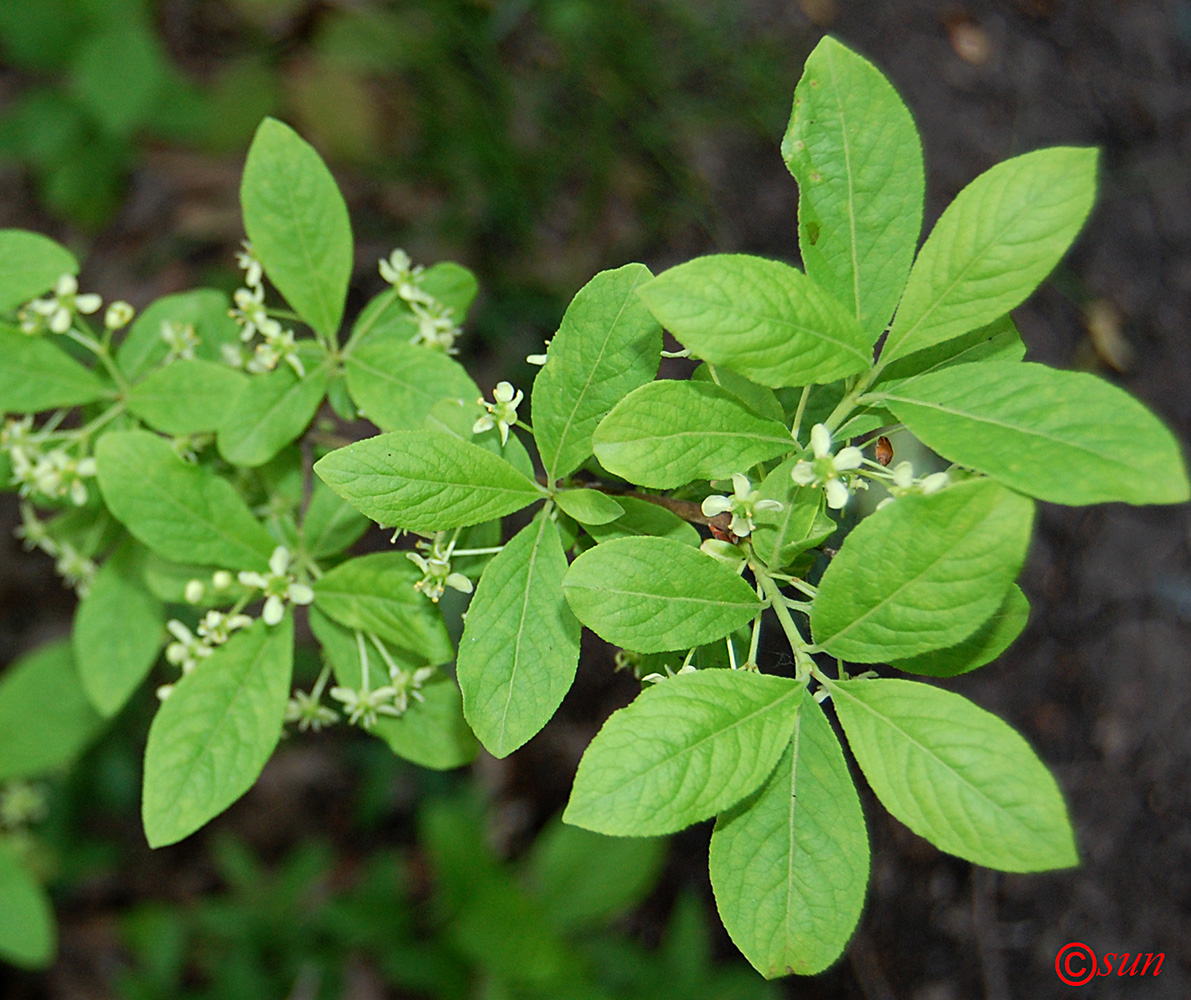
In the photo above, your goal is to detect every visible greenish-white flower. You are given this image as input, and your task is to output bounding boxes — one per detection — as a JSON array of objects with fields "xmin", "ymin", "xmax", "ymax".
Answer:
[
  {"xmin": 790, "ymin": 423, "xmax": 864, "ymax": 509},
  {"xmin": 161, "ymin": 320, "xmax": 200, "ymax": 363},
  {"xmin": 410, "ymin": 300, "xmax": 461, "ymax": 354},
  {"xmin": 473, "ymin": 381, "xmax": 523, "ymax": 445},
  {"xmin": 237, "ymin": 546, "xmax": 315, "ymax": 626},
  {"xmin": 236, "ymin": 240, "xmax": 264, "ymax": 289},
  {"xmin": 329, "ymin": 684, "xmax": 405, "ymax": 730},
  {"xmin": 285, "ymin": 690, "xmax": 340, "ymax": 732},
  {"xmin": 699, "ymin": 473, "xmax": 782, "ymax": 537},
  {"xmin": 104, "ymin": 301, "xmax": 135, "ymax": 330},
  {"xmin": 379, "ymin": 249, "xmax": 433, "ymax": 305},
  {"xmin": 165, "ymin": 620, "xmax": 212, "ymax": 674},
  {"xmin": 230, "ymin": 284, "xmax": 281, "ymax": 341},
  {"xmin": 876, "ymin": 461, "xmax": 951, "ymax": 510},
  {"xmin": 407, "ymin": 546, "xmax": 473, "ymax": 603},
  {"xmin": 526, "ymin": 338, "xmax": 551, "ymax": 365},
  {"xmin": 22, "ymin": 274, "xmax": 102, "ymax": 335}
]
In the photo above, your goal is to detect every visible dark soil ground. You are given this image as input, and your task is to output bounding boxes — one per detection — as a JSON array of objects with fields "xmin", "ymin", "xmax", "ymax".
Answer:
[{"xmin": 2, "ymin": 1, "xmax": 1190, "ymax": 998}]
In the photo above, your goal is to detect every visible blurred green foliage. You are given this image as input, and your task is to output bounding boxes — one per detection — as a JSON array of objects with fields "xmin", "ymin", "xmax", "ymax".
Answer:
[{"xmin": 0, "ymin": 0, "xmax": 798, "ymax": 286}]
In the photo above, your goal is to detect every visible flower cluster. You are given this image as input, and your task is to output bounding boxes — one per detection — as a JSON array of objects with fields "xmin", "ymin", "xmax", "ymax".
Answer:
[
  {"xmin": 700, "ymin": 473, "xmax": 782, "ymax": 538},
  {"xmin": 18, "ymin": 274, "xmax": 102, "ymax": 335},
  {"xmin": 225, "ymin": 242, "xmax": 306, "ymax": 376},
  {"xmin": 158, "ymin": 609, "xmax": 254, "ymax": 700},
  {"xmin": 2, "ymin": 417, "xmax": 97, "ymax": 506},
  {"xmin": 790, "ymin": 424, "xmax": 864, "ymax": 509},
  {"xmin": 328, "ymin": 631, "xmax": 437, "ymax": 730},
  {"xmin": 378, "ymin": 249, "xmax": 463, "ymax": 354},
  {"xmin": 473, "ymin": 381, "xmax": 523, "ymax": 445},
  {"xmin": 12, "ymin": 501, "xmax": 97, "ymax": 596},
  {"xmin": 237, "ymin": 546, "xmax": 314, "ymax": 625},
  {"xmin": 407, "ymin": 532, "xmax": 474, "ymax": 602}
]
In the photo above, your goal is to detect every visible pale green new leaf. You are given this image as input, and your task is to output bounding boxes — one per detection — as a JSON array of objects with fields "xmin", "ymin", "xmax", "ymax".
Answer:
[
  {"xmin": 142, "ymin": 615, "xmax": 294, "ymax": 847},
  {"xmin": 875, "ymin": 361, "xmax": 1190, "ymax": 505},
  {"xmin": 830, "ymin": 678, "xmax": 1077, "ymax": 871},
  {"xmin": 344, "ymin": 338, "xmax": 479, "ymax": 431},
  {"xmin": 532, "ymin": 263, "xmax": 662, "ymax": 482},
  {"xmin": 592, "ymin": 381, "xmax": 793, "ymax": 489},
  {"xmin": 96, "ymin": 430, "xmax": 276, "ymax": 570},
  {"xmin": 750, "ymin": 457, "xmax": 834, "ymax": 569},
  {"xmin": 636, "ymin": 254, "xmax": 872, "ymax": 387},
  {"xmin": 710, "ymin": 697, "xmax": 867, "ymax": 977},
  {"xmin": 313, "ymin": 552, "xmax": 453, "ymax": 665},
  {"xmin": 882, "ymin": 147, "xmax": 1098, "ymax": 363},
  {"xmin": 562, "ymin": 536, "xmax": 764, "ymax": 653},
  {"xmin": 782, "ymin": 36, "xmax": 924, "ymax": 338},
  {"xmin": 0, "ymin": 324, "xmax": 107, "ymax": 411},
  {"xmin": 301, "ymin": 480, "xmax": 370, "ymax": 559},
  {"xmin": 74, "ymin": 542, "xmax": 164, "ymax": 717},
  {"xmin": 0, "ymin": 839, "xmax": 55, "ymax": 968},
  {"xmin": 311, "ymin": 609, "xmax": 477, "ymax": 769},
  {"xmin": 891, "ymin": 584, "xmax": 1029, "ymax": 677},
  {"xmin": 117, "ymin": 289, "xmax": 241, "ymax": 380},
  {"xmin": 127, "ymin": 359, "xmax": 246, "ymax": 435},
  {"xmin": 527, "ymin": 818, "xmax": 666, "ymax": 930},
  {"xmin": 241, "ymin": 118, "xmax": 353, "ymax": 339},
  {"xmin": 313, "ymin": 430, "xmax": 543, "ymax": 532},
  {"xmin": 217, "ymin": 354, "xmax": 331, "ymax": 467},
  {"xmin": 0, "ymin": 640, "xmax": 104, "ymax": 782},
  {"xmin": 554, "ymin": 489, "xmax": 623, "ymax": 526},
  {"xmin": 0, "ymin": 229, "xmax": 76, "ymax": 311},
  {"xmin": 811, "ymin": 480, "xmax": 1033, "ymax": 662},
  {"xmin": 583, "ymin": 496, "xmax": 701, "ymax": 547},
  {"xmin": 457, "ymin": 515, "xmax": 580, "ymax": 757},
  {"xmin": 563, "ymin": 670, "xmax": 803, "ymax": 836},
  {"xmin": 876, "ymin": 315, "xmax": 1025, "ymax": 385}
]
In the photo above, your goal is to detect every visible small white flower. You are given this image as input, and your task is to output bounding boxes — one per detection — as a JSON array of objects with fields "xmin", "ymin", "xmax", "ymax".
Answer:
[
  {"xmin": 285, "ymin": 690, "xmax": 339, "ymax": 732},
  {"xmin": 13, "ymin": 503, "xmax": 56, "ymax": 557},
  {"xmin": 473, "ymin": 381, "xmax": 523, "ymax": 445},
  {"xmin": 212, "ymin": 570, "xmax": 234, "ymax": 590},
  {"xmin": 409, "ymin": 300, "xmax": 461, "ymax": 354},
  {"xmin": 230, "ymin": 284, "xmax": 281, "ymax": 342},
  {"xmin": 237, "ymin": 546, "xmax": 314, "ymax": 626},
  {"xmin": 329, "ymin": 684, "xmax": 405, "ymax": 730},
  {"xmin": 379, "ymin": 249, "xmax": 433, "ymax": 306},
  {"xmin": 104, "ymin": 301, "xmax": 135, "ymax": 330},
  {"xmin": 236, "ymin": 240, "xmax": 264, "ymax": 289},
  {"xmin": 700, "ymin": 472, "xmax": 783, "ymax": 537},
  {"xmin": 256, "ymin": 325, "xmax": 305, "ymax": 377},
  {"xmin": 791, "ymin": 423, "xmax": 865, "ymax": 510},
  {"xmin": 160, "ymin": 320, "xmax": 199, "ymax": 363},
  {"xmin": 407, "ymin": 540, "xmax": 473, "ymax": 603},
  {"xmin": 23, "ymin": 274, "xmax": 102, "ymax": 335},
  {"xmin": 184, "ymin": 579, "xmax": 205, "ymax": 604},
  {"xmin": 196, "ymin": 609, "xmax": 253, "ymax": 645},
  {"xmin": 876, "ymin": 462, "xmax": 951, "ymax": 510},
  {"xmin": 165, "ymin": 620, "xmax": 213, "ymax": 674}
]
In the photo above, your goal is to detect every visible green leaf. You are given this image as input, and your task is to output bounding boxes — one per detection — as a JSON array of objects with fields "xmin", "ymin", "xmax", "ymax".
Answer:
[
  {"xmin": 310, "ymin": 609, "xmax": 477, "ymax": 769},
  {"xmin": 830, "ymin": 677, "xmax": 1078, "ymax": 871},
  {"xmin": 217, "ymin": 353, "xmax": 331, "ymax": 467},
  {"xmin": 637, "ymin": 254, "xmax": 871, "ymax": 387},
  {"xmin": 782, "ymin": 36, "xmax": 924, "ymax": 338},
  {"xmin": 811, "ymin": 480, "xmax": 1033, "ymax": 662},
  {"xmin": 563, "ymin": 536, "xmax": 763, "ymax": 654},
  {"xmin": 71, "ymin": 25, "xmax": 165, "ymax": 136},
  {"xmin": 0, "ymin": 640, "xmax": 104, "ymax": 782},
  {"xmin": 875, "ymin": 361, "xmax": 1190, "ymax": 505},
  {"xmin": 420, "ymin": 260, "xmax": 478, "ymax": 320},
  {"xmin": 344, "ymin": 338, "xmax": 479, "ymax": 432},
  {"xmin": 526, "ymin": 818, "xmax": 666, "ymax": 931},
  {"xmin": 553, "ymin": 489, "xmax": 623, "ymax": 526},
  {"xmin": 882, "ymin": 147, "xmax": 1098, "ymax": 363},
  {"xmin": 583, "ymin": 495, "xmax": 701, "ymax": 547},
  {"xmin": 241, "ymin": 117, "xmax": 353, "ymax": 339},
  {"xmin": 750, "ymin": 457, "xmax": 834, "ymax": 569},
  {"xmin": 0, "ymin": 229, "xmax": 76, "ymax": 311},
  {"xmin": 563, "ymin": 671, "xmax": 803, "ymax": 836},
  {"xmin": 344, "ymin": 290, "xmax": 413, "ymax": 352},
  {"xmin": 74, "ymin": 542, "xmax": 164, "ymax": 717},
  {"xmin": 301, "ymin": 480, "xmax": 370, "ymax": 559},
  {"xmin": 0, "ymin": 324, "xmax": 107, "ymax": 411},
  {"xmin": 127, "ymin": 359, "xmax": 247, "ymax": 435},
  {"xmin": 116, "ymin": 289, "xmax": 241, "ymax": 380},
  {"xmin": 532, "ymin": 263, "xmax": 662, "ymax": 482},
  {"xmin": 313, "ymin": 430, "xmax": 543, "ymax": 532},
  {"xmin": 876, "ymin": 315, "xmax": 1025, "ymax": 385},
  {"xmin": 890, "ymin": 584, "xmax": 1029, "ymax": 677},
  {"xmin": 692, "ymin": 363, "xmax": 785, "ymax": 422},
  {"xmin": 313, "ymin": 552, "xmax": 454, "ymax": 665},
  {"xmin": 710, "ymin": 696, "xmax": 867, "ymax": 977},
  {"xmin": 96, "ymin": 430, "xmax": 276, "ymax": 570},
  {"xmin": 457, "ymin": 514, "xmax": 580, "ymax": 757},
  {"xmin": 0, "ymin": 839, "xmax": 55, "ymax": 968},
  {"xmin": 142, "ymin": 615, "xmax": 294, "ymax": 847},
  {"xmin": 592, "ymin": 381, "xmax": 793, "ymax": 489}
]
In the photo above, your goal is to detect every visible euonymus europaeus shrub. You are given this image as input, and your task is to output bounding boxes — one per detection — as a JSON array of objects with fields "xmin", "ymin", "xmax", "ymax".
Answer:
[{"xmin": 0, "ymin": 35, "xmax": 1187, "ymax": 977}]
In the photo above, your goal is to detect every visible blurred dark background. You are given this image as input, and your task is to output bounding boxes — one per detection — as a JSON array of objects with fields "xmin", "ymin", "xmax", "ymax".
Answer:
[{"xmin": 2, "ymin": 0, "xmax": 1190, "ymax": 997}]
